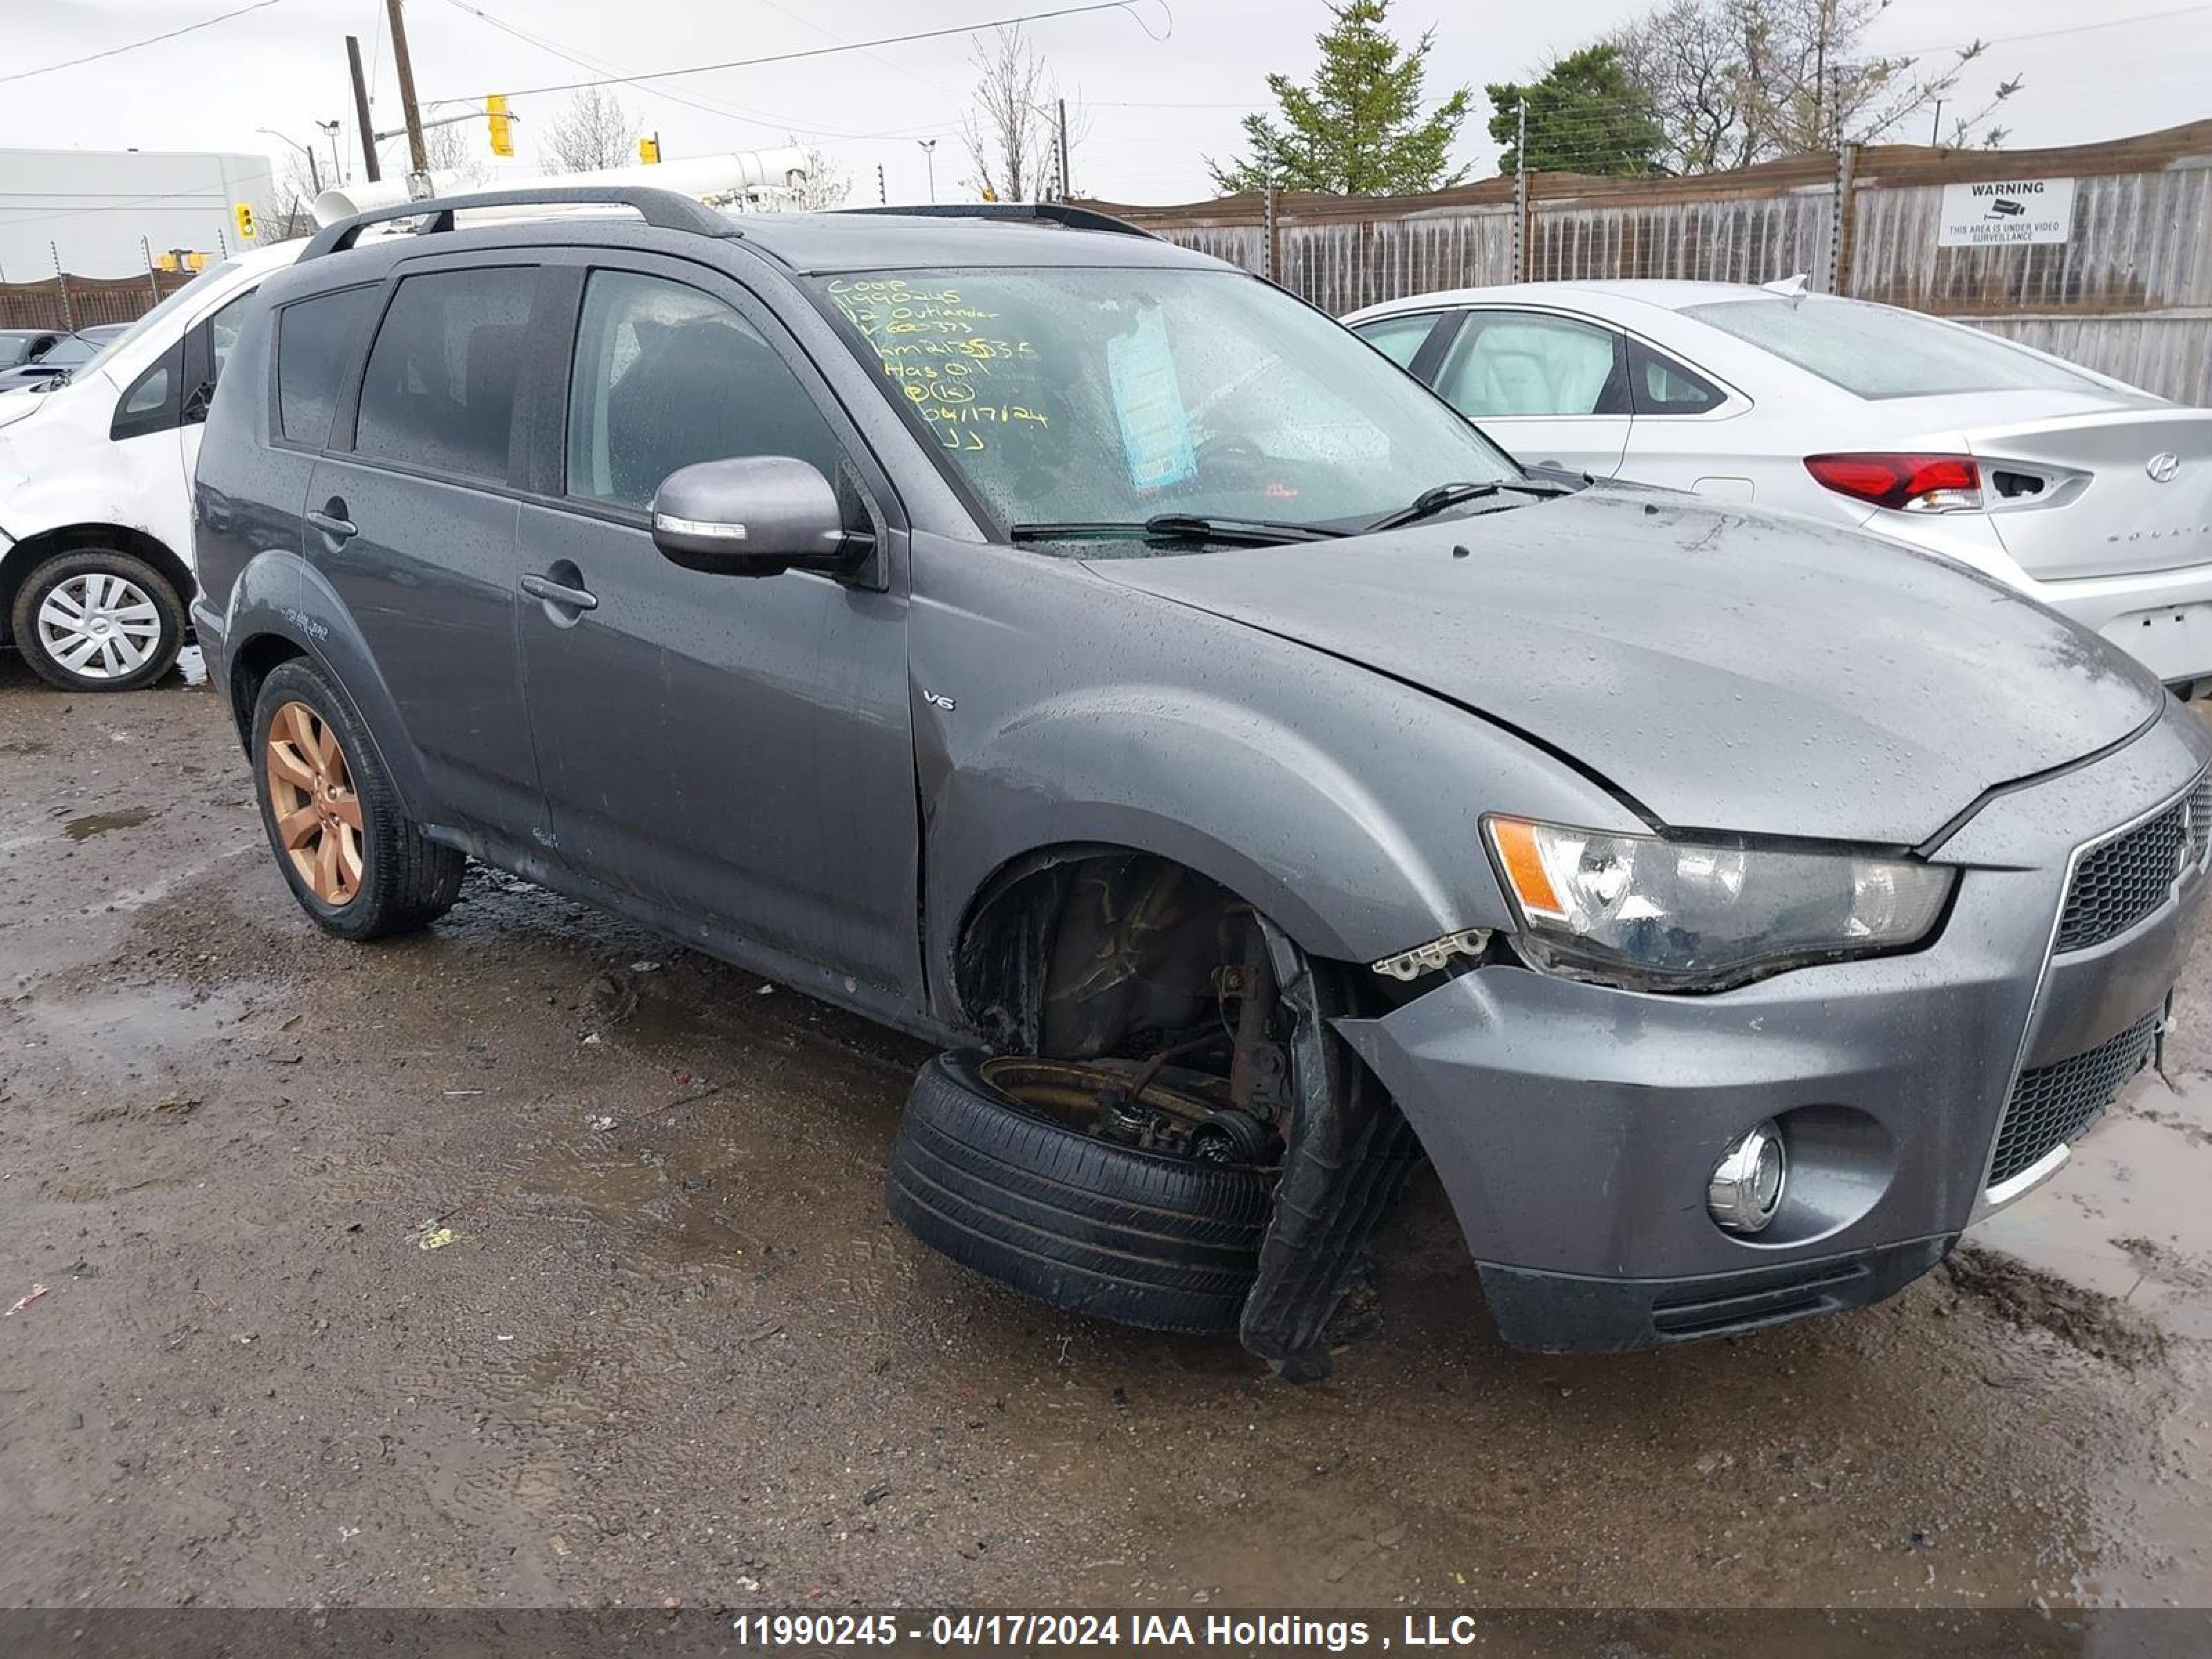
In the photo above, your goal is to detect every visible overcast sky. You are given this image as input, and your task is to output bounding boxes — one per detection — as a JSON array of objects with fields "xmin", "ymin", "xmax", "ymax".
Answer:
[{"xmin": 7, "ymin": 0, "xmax": 2211, "ymax": 210}]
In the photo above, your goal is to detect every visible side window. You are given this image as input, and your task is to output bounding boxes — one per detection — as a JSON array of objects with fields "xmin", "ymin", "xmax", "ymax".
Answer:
[
  {"xmin": 1353, "ymin": 313, "xmax": 1438, "ymax": 371},
  {"xmin": 110, "ymin": 344, "xmax": 182, "ymax": 440},
  {"xmin": 355, "ymin": 267, "xmax": 533, "ymax": 482},
  {"xmin": 565, "ymin": 269, "xmax": 841, "ymax": 512},
  {"xmin": 207, "ymin": 290, "xmax": 256, "ymax": 391},
  {"xmin": 277, "ymin": 285, "xmax": 377, "ymax": 447},
  {"xmin": 1627, "ymin": 339, "xmax": 1726, "ymax": 415},
  {"xmin": 1432, "ymin": 311, "xmax": 1627, "ymax": 418}
]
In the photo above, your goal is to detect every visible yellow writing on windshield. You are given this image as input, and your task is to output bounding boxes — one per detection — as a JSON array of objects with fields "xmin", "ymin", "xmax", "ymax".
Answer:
[{"xmin": 828, "ymin": 277, "xmax": 1049, "ymax": 453}]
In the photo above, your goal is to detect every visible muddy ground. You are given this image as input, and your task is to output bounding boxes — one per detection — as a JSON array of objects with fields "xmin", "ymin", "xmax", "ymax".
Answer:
[{"xmin": 2, "ymin": 652, "xmax": 2210, "ymax": 1616}]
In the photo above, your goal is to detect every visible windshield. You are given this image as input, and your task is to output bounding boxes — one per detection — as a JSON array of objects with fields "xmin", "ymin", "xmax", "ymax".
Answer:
[
  {"xmin": 813, "ymin": 267, "xmax": 1517, "ymax": 543},
  {"xmin": 40, "ymin": 335, "xmax": 100, "ymax": 368},
  {"xmin": 1683, "ymin": 296, "xmax": 2106, "ymax": 400},
  {"xmin": 97, "ymin": 259, "xmax": 243, "ymax": 360}
]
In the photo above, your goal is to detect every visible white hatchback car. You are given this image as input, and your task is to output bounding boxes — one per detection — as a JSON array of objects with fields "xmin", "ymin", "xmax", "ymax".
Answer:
[
  {"xmin": 0, "ymin": 240, "xmax": 304, "ymax": 691},
  {"xmin": 1345, "ymin": 281, "xmax": 2212, "ymax": 690}
]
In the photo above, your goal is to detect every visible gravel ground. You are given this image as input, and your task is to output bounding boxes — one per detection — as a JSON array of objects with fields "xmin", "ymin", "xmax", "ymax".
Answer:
[{"xmin": 2, "ymin": 651, "xmax": 2209, "ymax": 1620}]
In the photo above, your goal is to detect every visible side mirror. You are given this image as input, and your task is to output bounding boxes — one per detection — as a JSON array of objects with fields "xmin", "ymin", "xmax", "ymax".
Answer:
[{"xmin": 650, "ymin": 455, "xmax": 868, "ymax": 578}]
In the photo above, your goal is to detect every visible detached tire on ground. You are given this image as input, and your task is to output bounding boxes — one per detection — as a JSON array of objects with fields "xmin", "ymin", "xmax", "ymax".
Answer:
[{"xmin": 887, "ymin": 1051, "xmax": 1275, "ymax": 1333}]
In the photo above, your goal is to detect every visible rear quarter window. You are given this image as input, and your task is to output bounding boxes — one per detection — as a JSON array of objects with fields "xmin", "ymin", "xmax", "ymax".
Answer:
[{"xmin": 277, "ymin": 285, "xmax": 377, "ymax": 447}]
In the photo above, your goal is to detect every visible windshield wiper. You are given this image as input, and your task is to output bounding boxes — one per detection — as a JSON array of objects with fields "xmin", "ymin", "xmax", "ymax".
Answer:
[
  {"xmin": 1360, "ymin": 477, "xmax": 1572, "ymax": 533},
  {"xmin": 1009, "ymin": 514, "xmax": 1344, "ymax": 547}
]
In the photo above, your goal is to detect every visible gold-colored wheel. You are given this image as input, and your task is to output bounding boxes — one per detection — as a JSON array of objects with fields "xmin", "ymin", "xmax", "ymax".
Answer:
[{"xmin": 265, "ymin": 700, "xmax": 364, "ymax": 906}]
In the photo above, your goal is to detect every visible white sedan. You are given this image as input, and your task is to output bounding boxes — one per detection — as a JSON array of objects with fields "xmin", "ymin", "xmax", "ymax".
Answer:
[{"xmin": 1344, "ymin": 280, "xmax": 2212, "ymax": 689}]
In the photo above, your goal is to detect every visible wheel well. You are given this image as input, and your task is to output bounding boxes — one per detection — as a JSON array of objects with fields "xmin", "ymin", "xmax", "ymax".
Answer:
[
  {"xmin": 0, "ymin": 525, "xmax": 192, "ymax": 643},
  {"xmin": 227, "ymin": 633, "xmax": 309, "ymax": 740}
]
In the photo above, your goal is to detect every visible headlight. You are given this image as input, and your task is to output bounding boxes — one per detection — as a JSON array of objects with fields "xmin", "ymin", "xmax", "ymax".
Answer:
[{"xmin": 1484, "ymin": 816, "xmax": 1953, "ymax": 992}]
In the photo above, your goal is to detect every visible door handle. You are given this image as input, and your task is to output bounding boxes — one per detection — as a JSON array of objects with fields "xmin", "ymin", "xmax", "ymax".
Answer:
[
  {"xmin": 307, "ymin": 503, "xmax": 356, "ymax": 542},
  {"xmin": 521, "ymin": 572, "xmax": 599, "ymax": 612}
]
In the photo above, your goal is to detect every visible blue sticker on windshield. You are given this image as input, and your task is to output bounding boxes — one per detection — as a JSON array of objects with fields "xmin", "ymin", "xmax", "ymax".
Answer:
[{"xmin": 1106, "ymin": 308, "xmax": 1197, "ymax": 491}]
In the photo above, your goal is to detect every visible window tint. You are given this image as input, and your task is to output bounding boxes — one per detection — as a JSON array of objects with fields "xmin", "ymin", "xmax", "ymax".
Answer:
[
  {"xmin": 277, "ymin": 285, "xmax": 377, "ymax": 447},
  {"xmin": 1627, "ymin": 339, "xmax": 1725, "ymax": 415},
  {"xmin": 1353, "ymin": 313, "xmax": 1437, "ymax": 370},
  {"xmin": 1433, "ymin": 311, "xmax": 1627, "ymax": 418},
  {"xmin": 0, "ymin": 335, "xmax": 30, "ymax": 368},
  {"xmin": 355, "ymin": 268, "xmax": 532, "ymax": 481},
  {"xmin": 1682, "ymin": 296, "xmax": 2104, "ymax": 400},
  {"xmin": 566, "ymin": 270, "xmax": 841, "ymax": 511}
]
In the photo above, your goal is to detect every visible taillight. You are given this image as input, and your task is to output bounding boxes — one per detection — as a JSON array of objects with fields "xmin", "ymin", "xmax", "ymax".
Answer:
[{"xmin": 1804, "ymin": 453, "xmax": 1984, "ymax": 513}]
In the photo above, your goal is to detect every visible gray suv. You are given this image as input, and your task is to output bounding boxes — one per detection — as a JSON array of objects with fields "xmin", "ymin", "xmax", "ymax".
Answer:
[{"xmin": 192, "ymin": 187, "xmax": 2209, "ymax": 1376}]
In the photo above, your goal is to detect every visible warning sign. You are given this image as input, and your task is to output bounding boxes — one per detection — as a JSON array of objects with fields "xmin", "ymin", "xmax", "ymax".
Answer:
[{"xmin": 1937, "ymin": 178, "xmax": 2075, "ymax": 247}]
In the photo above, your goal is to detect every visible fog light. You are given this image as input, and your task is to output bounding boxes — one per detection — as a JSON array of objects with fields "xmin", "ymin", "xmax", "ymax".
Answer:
[{"xmin": 1708, "ymin": 1120, "xmax": 1788, "ymax": 1235}]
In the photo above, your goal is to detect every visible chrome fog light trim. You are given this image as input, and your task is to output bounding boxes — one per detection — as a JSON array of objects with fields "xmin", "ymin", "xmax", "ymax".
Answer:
[{"xmin": 1708, "ymin": 1119, "xmax": 1788, "ymax": 1235}]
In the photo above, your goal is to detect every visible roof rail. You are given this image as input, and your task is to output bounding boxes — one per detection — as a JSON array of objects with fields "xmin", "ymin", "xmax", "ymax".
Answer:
[
  {"xmin": 301, "ymin": 185, "xmax": 733, "ymax": 260},
  {"xmin": 838, "ymin": 202, "xmax": 1156, "ymax": 240}
]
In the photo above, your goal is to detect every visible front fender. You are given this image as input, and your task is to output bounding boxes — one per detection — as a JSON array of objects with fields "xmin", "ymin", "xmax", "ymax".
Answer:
[
  {"xmin": 216, "ymin": 548, "xmax": 433, "ymax": 819},
  {"xmin": 913, "ymin": 540, "xmax": 1643, "ymax": 1015}
]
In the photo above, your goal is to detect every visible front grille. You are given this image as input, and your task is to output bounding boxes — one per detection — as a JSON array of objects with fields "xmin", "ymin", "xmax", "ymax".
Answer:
[
  {"xmin": 2054, "ymin": 775, "xmax": 2212, "ymax": 953},
  {"xmin": 1987, "ymin": 1010, "xmax": 2161, "ymax": 1189}
]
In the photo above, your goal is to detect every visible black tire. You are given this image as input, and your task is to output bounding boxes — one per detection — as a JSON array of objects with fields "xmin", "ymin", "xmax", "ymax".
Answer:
[
  {"xmin": 10, "ymin": 550, "xmax": 185, "ymax": 693},
  {"xmin": 250, "ymin": 659, "xmax": 465, "ymax": 940},
  {"xmin": 886, "ymin": 1051, "xmax": 1274, "ymax": 1333}
]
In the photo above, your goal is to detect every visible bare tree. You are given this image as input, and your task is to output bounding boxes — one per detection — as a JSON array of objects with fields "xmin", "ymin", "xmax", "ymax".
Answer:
[
  {"xmin": 540, "ymin": 85, "xmax": 640, "ymax": 175},
  {"xmin": 784, "ymin": 140, "xmax": 850, "ymax": 210},
  {"xmin": 959, "ymin": 27, "xmax": 1069, "ymax": 202},
  {"xmin": 1613, "ymin": 0, "xmax": 2021, "ymax": 171},
  {"xmin": 374, "ymin": 117, "xmax": 495, "ymax": 189}
]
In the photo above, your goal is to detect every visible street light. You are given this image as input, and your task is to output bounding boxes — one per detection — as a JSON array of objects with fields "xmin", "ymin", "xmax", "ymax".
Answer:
[
  {"xmin": 315, "ymin": 119, "xmax": 346, "ymax": 187},
  {"xmin": 917, "ymin": 138, "xmax": 938, "ymax": 203},
  {"xmin": 258, "ymin": 126, "xmax": 323, "ymax": 194}
]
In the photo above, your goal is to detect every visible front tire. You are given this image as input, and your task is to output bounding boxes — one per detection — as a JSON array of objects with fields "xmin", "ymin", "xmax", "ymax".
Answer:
[
  {"xmin": 250, "ymin": 659, "xmax": 464, "ymax": 939},
  {"xmin": 10, "ymin": 550, "xmax": 184, "ymax": 692}
]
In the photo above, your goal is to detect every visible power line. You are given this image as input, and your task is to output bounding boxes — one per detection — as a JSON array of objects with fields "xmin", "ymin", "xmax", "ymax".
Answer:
[
  {"xmin": 428, "ymin": 1, "xmax": 1158, "ymax": 102},
  {"xmin": 0, "ymin": 0, "xmax": 290, "ymax": 88},
  {"xmin": 1883, "ymin": 1, "xmax": 2212, "ymax": 57}
]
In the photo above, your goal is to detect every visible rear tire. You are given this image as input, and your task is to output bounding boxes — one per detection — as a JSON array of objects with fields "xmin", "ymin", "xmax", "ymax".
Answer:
[
  {"xmin": 10, "ymin": 550, "xmax": 184, "ymax": 693},
  {"xmin": 886, "ymin": 1050, "xmax": 1275, "ymax": 1333},
  {"xmin": 250, "ymin": 659, "xmax": 465, "ymax": 940}
]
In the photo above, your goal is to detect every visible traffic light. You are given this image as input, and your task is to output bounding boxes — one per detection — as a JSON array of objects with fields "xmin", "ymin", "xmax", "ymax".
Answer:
[
  {"xmin": 487, "ymin": 95, "xmax": 513, "ymax": 158},
  {"xmin": 980, "ymin": 184, "xmax": 999, "ymax": 202},
  {"xmin": 638, "ymin": 134, "xmax": 660, "ymax": 165},
  {"xmin": 232, "ymin": 202, "xmax": 256, "ymax": 241}
]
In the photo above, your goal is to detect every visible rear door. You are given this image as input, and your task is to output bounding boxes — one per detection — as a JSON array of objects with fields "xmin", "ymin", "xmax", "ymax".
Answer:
[
  {"xmin": 305, "ymin": 252, "xmax": 545, "ymax": 844},
  {"xmin": 1423, "ymin": 307, "xmax": 1633, "ymax": 477}
]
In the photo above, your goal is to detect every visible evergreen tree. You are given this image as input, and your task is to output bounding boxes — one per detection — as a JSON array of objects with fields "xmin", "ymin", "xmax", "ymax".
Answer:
[
  {"xmin": 1209, "ymin": 0, "xmax": 1472, "ymax": 196},
  {"xmin": 1487, "ymin": 46, "xmax": 1665, "ymax": 176}
]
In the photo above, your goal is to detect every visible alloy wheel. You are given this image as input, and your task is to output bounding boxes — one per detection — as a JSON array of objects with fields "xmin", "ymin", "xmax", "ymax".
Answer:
[
  {"xmin": 265, "ymin": 700, "xmax": 365, "ymax": 906},
  {"xmin": 35, "ymin": 572, "xmax": 163, "ymax": 681}
]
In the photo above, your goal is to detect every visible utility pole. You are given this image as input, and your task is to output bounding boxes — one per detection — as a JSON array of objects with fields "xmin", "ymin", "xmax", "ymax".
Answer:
[
  {"xmin": 51, "ymin": 243, "xmax": 72, "ymax": 330},
  {"xmin": 1929, "ymin": 99, "xmax": 1944, "ymax": 147},
  {"xmin": 917, "ymin": 138, "xmax": 938, "ymax": 203},
  {"xmin": 384, "ymin": 0, "xmax": 431, "ymax": 194},
  {"xmin": 347, "ymin": 35, "xmax": 382, "ymax": 183},
  {"xmin": 1260, "ymin": 130, "xmax": 1277, "ymax": 282},
  {"xmin": 142, "ymin": 237, "xmax": 160, "ymax": 307},
  {"xmin": 1512, "ymin": 99, "xmax": 1529, "ymax": 283},
  {"xmin": 1057, "ymin": 96, "xmax": 1071, "ymax": 200}
]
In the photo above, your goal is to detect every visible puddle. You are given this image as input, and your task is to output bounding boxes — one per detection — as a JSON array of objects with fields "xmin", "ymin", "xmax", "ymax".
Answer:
[
  {"xmin": 62, "ymin": 806, "xmax": 154, "ymax": 841},
  {"xmin": 171, "ymin": 644, "xmax": 208, "ymax": 688},
  {"xmin": 1975, "ymin": 1067, "xmax": 2212, "ymax": 1342}
]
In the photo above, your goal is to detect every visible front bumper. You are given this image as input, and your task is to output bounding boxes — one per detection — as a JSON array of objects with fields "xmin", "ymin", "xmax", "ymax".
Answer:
[{"xmin": 1336, "ymin": 702, "xmax": 2212, "ymax": 1352}]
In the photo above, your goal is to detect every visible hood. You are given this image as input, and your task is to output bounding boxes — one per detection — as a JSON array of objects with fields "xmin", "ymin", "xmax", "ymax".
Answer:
[{"xmin": 1084, "ymin": 489, "xmax": 2162, "ymax": 846}]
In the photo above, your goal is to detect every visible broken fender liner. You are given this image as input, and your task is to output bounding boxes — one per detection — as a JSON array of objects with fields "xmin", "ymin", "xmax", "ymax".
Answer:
[
  {"xmin": 1237, "ymin": 923, "xmax": 1425, "ymax": 1381},
  {"xmin": 886, "ymin": 1051, "xmax": 1273, "ymax": 1333}
]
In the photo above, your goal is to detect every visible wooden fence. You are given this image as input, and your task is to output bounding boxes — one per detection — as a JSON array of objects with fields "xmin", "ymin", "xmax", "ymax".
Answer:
[
  {"xmin": 0, "ymin": 270, "xmax": 197, "ymax": 333},
  {"xmin": 1087, "ymin": 120, "xmax": 2212, "ymax": 406}
]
